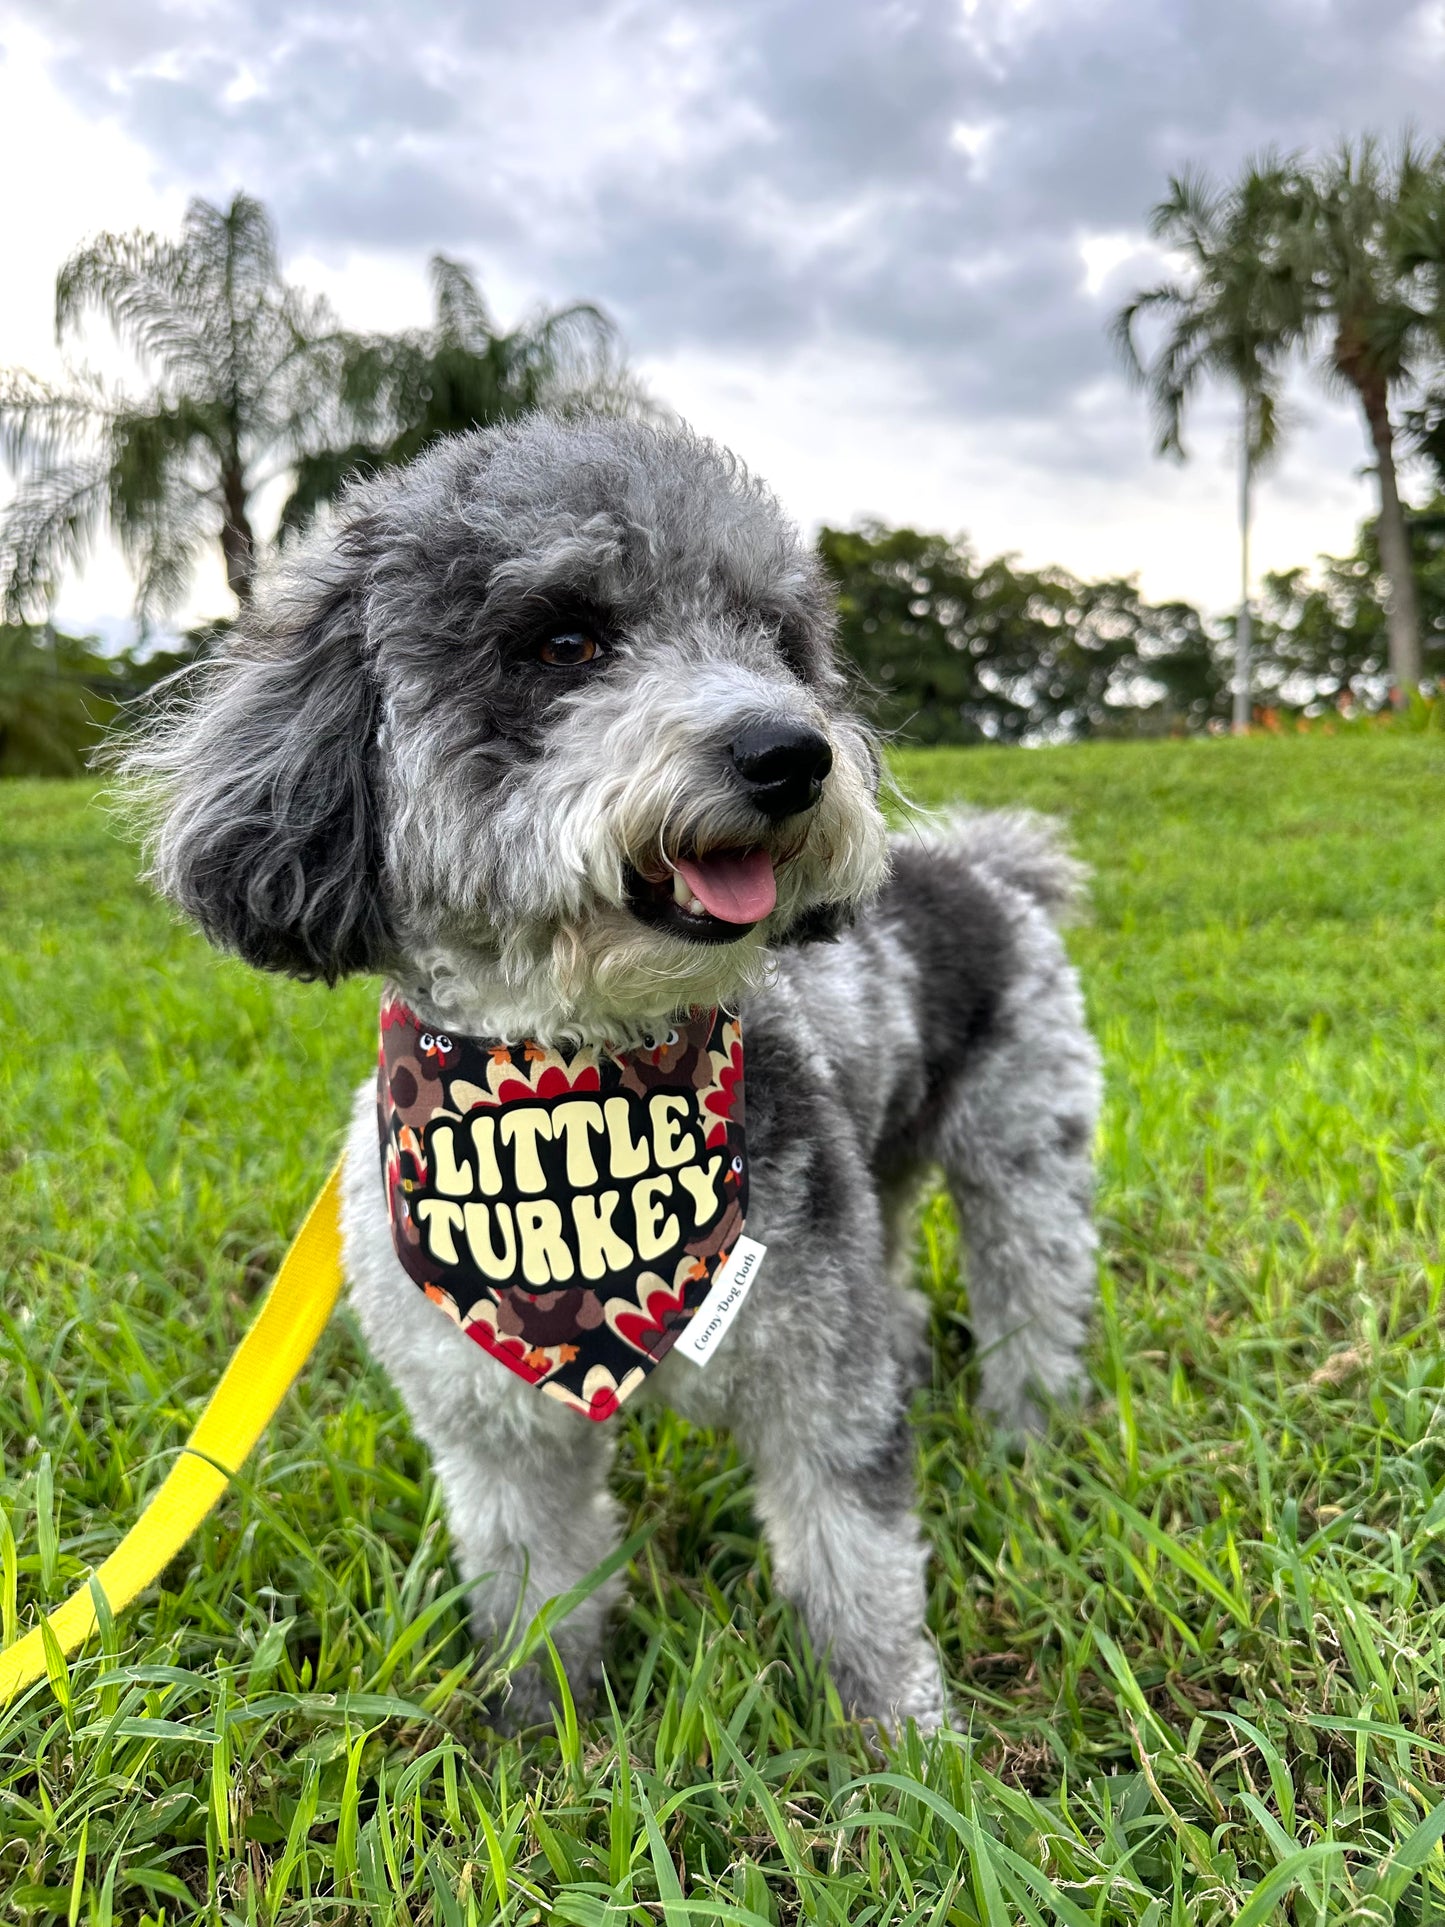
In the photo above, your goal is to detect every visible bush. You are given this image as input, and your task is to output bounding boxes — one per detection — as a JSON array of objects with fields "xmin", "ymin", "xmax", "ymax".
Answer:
[{"xmin": 0, "ymin": 625, "xmax": 203, "ymax": 777}]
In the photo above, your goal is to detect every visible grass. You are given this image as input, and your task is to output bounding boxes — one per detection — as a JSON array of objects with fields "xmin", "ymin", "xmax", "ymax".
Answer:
[{"xmin": 2, "ymin": 732, "xmax": 1444, "ymax": 1924}]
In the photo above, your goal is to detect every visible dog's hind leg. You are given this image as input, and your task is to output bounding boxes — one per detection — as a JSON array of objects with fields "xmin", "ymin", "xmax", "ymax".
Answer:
[
  {"xmin": 936, "ymin": 909, "xmax": 1101, "ymax": 1433},
  {"xmin": 873, "ymin": 816, "xmax": 1101, "ymax": 1436}
]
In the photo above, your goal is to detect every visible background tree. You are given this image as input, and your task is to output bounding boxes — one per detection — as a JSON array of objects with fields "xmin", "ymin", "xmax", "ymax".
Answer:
[
  {"xmin": 1113, "ymin": 160, "xmax": 1302, "ymax": 733},
  {"xmin": 1274, "ymin": 137, "xmax": 1445, "ymax": 700},
  {"xmin": 278, "ymin": 255, "xmax": 649, "ymax": 539},
  {"xmin": 0, "ymin": 195, "xmax": 648, "ymax": 621},
  {"xmin": 1253, "ymin": 496, "xmax": 1445, "ymax": 705},
  {"xmin": 819, "ymin": 521, "xmax": 1227, "ymax": 744},
  {"xmin": 0, "ymin": 624, "xmax": 196, "ymax": 775},
  {"xmin": 1403, "ymin": 386, "xmax": 1445, "ymax": 491},
  {"xmin": 0, "ymin": 194, "xmax": 345, "ymax": 617}
]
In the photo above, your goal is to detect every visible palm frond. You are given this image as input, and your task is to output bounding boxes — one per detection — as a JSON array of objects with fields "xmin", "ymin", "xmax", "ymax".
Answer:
[
  {"xmin": 0, "ymin": 457, "xmax": 110, "ymax": 621},
  {"xmin": 1147, "ymin": 168, "xmax": 1224, "ymax": 263},
  {"xmin": 56, "ymin": 225, "xmax": 214, "ymax": 380},
  {"xmin": 274, "ymin": 261, "xmax": 651, "ymax": 535},
  {"xmin": 126, "ymin": 488, "xmax": 216, "ymax": 620},
  {"xmin": 0, "ymin": 368, "xmax": 113, "ymax": 472},
  {"xmin": 1113, "ymin": 155, "xmax": 1312, "ymax": 467},
  {"xmin": 1110, "ymin": 281, "xmax": 1191, "ymax": 383},
  {"xmin": 429, "ymin": 255, "xmax": 496, "ymax": 347}
]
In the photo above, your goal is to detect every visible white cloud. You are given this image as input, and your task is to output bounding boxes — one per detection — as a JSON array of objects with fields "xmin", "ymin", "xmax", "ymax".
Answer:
[
  {"xmin": 948, "ymin": 118, "xmax": 998, "ymax": 165},
  {"xmin": 642, "ymin": 337, "xmax": 1377, "ymax": 610},
  {"xmin": 1077, "ymin": 231, "xmax": 1146, "ymax": 298}
]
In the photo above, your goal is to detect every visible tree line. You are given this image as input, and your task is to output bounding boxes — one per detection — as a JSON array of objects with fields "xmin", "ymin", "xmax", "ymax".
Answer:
[
  {"xmin": 821, "ymin": 504, "xmax": 1445, "ymax": 745},
  {"xmin": 8, "ymin": 498, "xmax": 1437, "ymax": 772}
]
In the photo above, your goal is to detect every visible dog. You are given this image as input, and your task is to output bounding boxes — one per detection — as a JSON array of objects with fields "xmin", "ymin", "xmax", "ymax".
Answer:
[{"xmin": 120, "ymin": 416, "xmax": 1101, "ymax": 1732}]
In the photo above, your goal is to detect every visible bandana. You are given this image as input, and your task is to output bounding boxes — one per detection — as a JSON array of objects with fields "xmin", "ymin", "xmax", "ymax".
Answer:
[{"xmin": 376, "ymin": 987, "xmax": 748, "ymax": 1421}]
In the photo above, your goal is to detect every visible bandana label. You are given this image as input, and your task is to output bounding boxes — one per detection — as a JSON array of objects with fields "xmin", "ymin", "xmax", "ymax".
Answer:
[
  {"xmin": 674, "ymin": 1235, "xmax": 766, "ymax": 1367},
  {"xmin": 377, "ymin": 987, "xmax": 747, "ymax": 1422}
]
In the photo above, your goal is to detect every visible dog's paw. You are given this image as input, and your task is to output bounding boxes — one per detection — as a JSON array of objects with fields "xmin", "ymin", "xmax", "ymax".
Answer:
[
  {"xmin": 838, "ymin": 1643, "xmax": 950, "ymax": 1741},
  {"xmin": 978, "ymin": 1389, "xmax": 1046, "ymax": 1449},
  {"xmin": 978, "ymin": 1354, "xmax": 1087, "ymax": 1443},
  {"xmin": 483, "ymin": 1655, "xmax": 600, "ymax": 1735},
  {"xmin": 482, "ymin": 1660, "xmax": 553, "ymax": 1735},
  {"xmin": 888, "ymin": 1648, "xmax": 951, "ymax": 1736}
]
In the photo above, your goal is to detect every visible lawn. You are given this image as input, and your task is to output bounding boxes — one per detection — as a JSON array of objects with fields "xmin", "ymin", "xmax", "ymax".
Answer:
[{"xmin": 2, "ymin": 733, "xmax": 1444, "ymax": 1924}]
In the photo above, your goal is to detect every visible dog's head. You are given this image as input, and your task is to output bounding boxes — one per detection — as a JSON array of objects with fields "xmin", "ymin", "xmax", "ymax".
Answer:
[{"xmin": 122, "ymin": 416, "xmax": 887, "ymax": 1035}]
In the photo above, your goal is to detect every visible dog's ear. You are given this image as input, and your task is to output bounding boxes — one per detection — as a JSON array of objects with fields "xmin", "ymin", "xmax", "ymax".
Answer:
[{"xmin": 119, "ymin": 568, "xmax": 390, "ymax": 983}]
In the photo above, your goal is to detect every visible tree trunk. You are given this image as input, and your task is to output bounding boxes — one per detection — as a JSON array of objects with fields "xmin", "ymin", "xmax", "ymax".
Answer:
[
  {"xmin": 219, "ymin": 464, "xmax": 255, "ymax": 606},
  {"xmin": 1358, "ymin": 379, "xmax": 1422, "ymax": 705},
  {"xmin": 1234, "ymin": 398, "xmax": 1253, "ymax": 735}
]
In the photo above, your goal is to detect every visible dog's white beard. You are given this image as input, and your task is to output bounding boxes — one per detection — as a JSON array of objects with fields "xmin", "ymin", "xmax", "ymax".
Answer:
[
  {"xmin": 401, "ymin": 798, "xmax": 885, "ymax": 1046},
  {"xmin": 407, "ymin": 887, "xmax": 785, "ymax": 1048}
]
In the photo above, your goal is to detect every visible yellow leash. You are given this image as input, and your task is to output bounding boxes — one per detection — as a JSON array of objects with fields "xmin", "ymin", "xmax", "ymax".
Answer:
[{"xmin": 0, "ymin": 1161, "xmax": 346, "ymax": 1703}]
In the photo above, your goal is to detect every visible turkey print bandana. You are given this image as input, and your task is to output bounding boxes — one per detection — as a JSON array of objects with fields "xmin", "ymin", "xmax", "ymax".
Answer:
[{"xmin": 377, "ymin": 987, "xmax": 748, "ymax": 1422}]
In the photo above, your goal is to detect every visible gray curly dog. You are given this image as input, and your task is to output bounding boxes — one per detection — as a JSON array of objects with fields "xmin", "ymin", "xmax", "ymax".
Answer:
[{"xmin": 120, "ymin": 415, "xmax": 1101, "ymax": 1733}]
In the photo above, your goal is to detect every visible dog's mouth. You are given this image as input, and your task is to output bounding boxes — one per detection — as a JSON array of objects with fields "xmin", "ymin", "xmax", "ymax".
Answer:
[{"xmin": 624, "ymin": 846, "xmax": 778, "ymax": 945}]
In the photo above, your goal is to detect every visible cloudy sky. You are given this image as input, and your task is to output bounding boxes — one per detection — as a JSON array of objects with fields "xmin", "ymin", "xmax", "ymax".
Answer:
[{"xmin": 3, "ymin": 0, "xmax": 1444, "ymax": 630}]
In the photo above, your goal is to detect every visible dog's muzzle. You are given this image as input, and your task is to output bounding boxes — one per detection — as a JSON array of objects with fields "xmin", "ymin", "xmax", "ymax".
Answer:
[{"xmin": 623, "ymin": 721, "xmax": 834, "ymax": 946}]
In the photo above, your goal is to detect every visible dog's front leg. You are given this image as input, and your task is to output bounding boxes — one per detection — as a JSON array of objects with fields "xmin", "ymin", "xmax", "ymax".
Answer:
[
  {"xmin": 428, "ymin": 1413, "xmax": 623, "ymax": 1726},
  {"xmin": 740, "ymin": 1391, "xmax": 947, "ymax": 1735},
  {"xmin": 341, "ymin": 1118, "xmax": 623, "ymax": 1726}
]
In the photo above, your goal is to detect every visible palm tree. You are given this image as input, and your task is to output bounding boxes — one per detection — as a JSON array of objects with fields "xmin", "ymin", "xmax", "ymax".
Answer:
[
  {"xmin": 1113, "ymin": 162, "xmax": 1302, "ymax": 733},
  {"xmin": 0, "ymin": 193, "xmax": 346, "ymax": 618},
  {"xmin": 1, "ymin": 198, "xmax": 649, "ymax": 623},
  {"xmin": 277, "ymin": 254, "xmax": 650, "ymax": 539},
  {"xmin": 1278, "ymin": 138, "xmax": 1445, "ymax": 701}
]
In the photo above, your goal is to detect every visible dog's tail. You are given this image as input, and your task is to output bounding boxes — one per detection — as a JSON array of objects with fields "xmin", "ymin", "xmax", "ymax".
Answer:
[{"xmin": 901, "ymin": 807, "xmax": 1089, "ymax": 927}]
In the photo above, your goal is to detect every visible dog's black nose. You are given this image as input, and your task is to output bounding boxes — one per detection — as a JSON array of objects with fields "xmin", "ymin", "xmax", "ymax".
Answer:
[{"xmin": 729, "ymin": 721, "xmax": 834, "ymax": 820}]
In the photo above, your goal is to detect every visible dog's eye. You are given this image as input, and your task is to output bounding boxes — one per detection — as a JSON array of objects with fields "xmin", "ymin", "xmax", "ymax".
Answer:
[{"xmin": 538, "ymin": 630, "xmax": 601, "ymax": 667}]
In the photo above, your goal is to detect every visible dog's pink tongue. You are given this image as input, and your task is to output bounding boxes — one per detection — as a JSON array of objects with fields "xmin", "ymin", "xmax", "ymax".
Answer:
[{"xmin": 673, "ymin": 849, "xmax": 777, "ymax": 924}]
